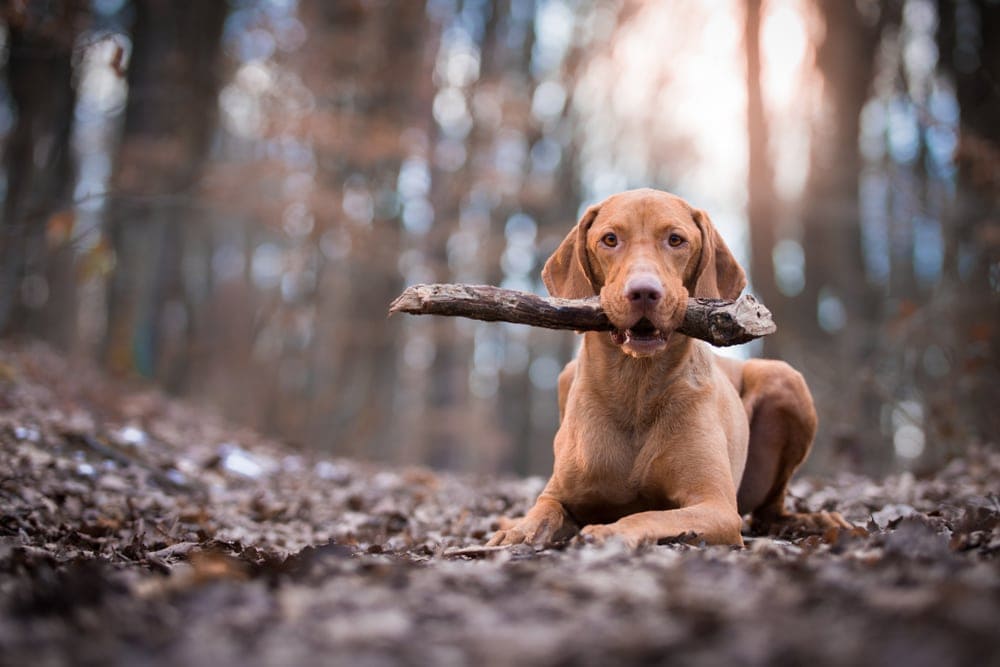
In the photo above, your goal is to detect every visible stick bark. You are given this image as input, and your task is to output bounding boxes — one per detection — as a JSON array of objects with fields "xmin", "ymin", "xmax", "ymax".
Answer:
[{"xmin": 389, "ymin": 284, "xmax": 776, "ymax": 347}]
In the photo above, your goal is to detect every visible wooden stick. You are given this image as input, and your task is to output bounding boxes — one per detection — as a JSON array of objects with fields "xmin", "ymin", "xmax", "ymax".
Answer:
[{"xmin": 388, "ymin": 284, "xmax": 776, "ymax": 347}]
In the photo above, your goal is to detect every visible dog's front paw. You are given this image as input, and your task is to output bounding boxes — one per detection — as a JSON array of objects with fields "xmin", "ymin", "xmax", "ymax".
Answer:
[
  {"xmin": 578, "ymin": 524, "xmax": 646, "ymax": 549},
  {"xmin": 486, "ymin": 524, "xmax": 530, "ymax": 547},
  {"xmin": 487, "ymin": 502, "xmax": 574, "ymax": 547},
  {"xmin": 486, "ymin": 519, "xmax": 553, "ymax": 547}
]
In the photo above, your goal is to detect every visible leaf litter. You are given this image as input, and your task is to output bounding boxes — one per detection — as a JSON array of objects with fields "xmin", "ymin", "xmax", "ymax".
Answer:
[{"xmin": 0, "ymin": 343, "xmax": 998, "ymax": 666}]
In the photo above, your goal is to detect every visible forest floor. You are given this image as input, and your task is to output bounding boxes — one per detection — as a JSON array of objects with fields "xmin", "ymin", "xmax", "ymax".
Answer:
[{"xmin": 1, "ymin": 343, "xmax": 999, "ymax": 667}]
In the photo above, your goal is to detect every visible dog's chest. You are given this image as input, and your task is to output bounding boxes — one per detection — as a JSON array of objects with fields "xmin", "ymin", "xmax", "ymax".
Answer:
[{"xmin": 557, "ymin": 423, "xmax": 677, "ymax": 522}]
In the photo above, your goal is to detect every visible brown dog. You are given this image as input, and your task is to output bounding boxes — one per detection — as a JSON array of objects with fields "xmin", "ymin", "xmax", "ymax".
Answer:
[{"xmin": 488, "ymin": 189, "xmax": 850, "ymax": 548}]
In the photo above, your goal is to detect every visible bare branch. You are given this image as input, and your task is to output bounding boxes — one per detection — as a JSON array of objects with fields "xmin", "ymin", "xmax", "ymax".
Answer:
[{"xmin": 389, "ymin": 284, "xmax": 776, "ymax": 347}]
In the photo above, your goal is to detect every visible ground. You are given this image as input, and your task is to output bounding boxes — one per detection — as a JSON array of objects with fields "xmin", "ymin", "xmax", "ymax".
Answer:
[{"xmin": 1, "ymin": 343, "xmax": 998, "ymax": 667}]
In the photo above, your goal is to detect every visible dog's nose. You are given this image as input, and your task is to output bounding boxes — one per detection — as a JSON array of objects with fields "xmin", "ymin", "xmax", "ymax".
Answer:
[{"xmin": 625, "ymin": 276, "xmax": 663, "ymax": 305}]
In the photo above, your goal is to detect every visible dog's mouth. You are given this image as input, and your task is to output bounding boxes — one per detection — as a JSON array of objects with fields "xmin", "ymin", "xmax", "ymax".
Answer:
[{"xmin": 610, "ymin": 318, "xmax": 670, "ymax": 350}]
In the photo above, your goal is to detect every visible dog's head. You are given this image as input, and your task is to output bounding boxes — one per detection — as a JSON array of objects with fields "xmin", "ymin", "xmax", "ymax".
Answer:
[{"xmin": 542, "ymin": 189, "xmax": 746, "ymax": 357}]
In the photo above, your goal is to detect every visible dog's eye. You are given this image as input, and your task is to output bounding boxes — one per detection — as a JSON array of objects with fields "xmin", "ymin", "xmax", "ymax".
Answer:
[
  {"xmin": 667, "ymin": 234, "xmax": 685, "ymax": 248},
  {"xmin": 601, "ymin": 232, "xmax": 619, "ymax": 248}
]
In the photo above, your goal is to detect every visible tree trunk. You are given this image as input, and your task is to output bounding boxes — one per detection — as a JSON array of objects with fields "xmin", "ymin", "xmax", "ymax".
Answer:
[
  {"xmin": 935, "ymin": 0, "xmax": 1000, "ymax": 451},
  {"xmin": 299, "ymin": 0, "xmax": 428, "ymax": 460},
  {"xmin": 0, "ymin": 5, "xmax": 84, "ymax": 346},
  {"xmin": 744, "ymin": 0, "xmax": 783, "ymax": 355},
  {"xmin": 796, "ymin": 2, "xmax": 883, "ymax": 472},
  {"xmin": 103, "ymin": 0, "xmax": 226, "ymax": 382}
]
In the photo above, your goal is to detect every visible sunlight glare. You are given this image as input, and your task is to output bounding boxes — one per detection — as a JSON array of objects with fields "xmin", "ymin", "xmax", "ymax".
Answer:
[
  {"xmin": 761, "ymin": 0, "xmax": 814, "ymax": 200},
  {"xmin": 761, "ymin": 0, "xmax": 808, "ymax": 108},
  {"xmin": 601, "ymin": 2, "xmax": 746, "ymax": 201}
]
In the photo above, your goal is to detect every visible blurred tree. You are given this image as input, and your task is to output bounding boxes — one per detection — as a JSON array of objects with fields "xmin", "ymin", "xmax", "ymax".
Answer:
[
  {"xmin": 293, "ymin": 0, "xmax": 429, "ymax": 458},
  {"xmin": 744, "ymin": 0, "xmax": 781, "ymax": 348},
  {"xmin": 934, "ymin": 0, "xmax": 1000, "ymax": 450},
  {"xmin": 800, "ymin": 2, "xmax": 882, "ymax": 338},
  {"xmin": 795, "ymin": 1, "xmax": 890, "ymax": 472},
  {"xmin": 419, "ymin": 1, "xmax": 500, "ymax": 469},
  {"xmin": 0, "ymin": 2, "xmax": 86, "ymax": 346},
  {"xmin": 103, "ymin": 0, "xmax": 227, "ymax": 386}
]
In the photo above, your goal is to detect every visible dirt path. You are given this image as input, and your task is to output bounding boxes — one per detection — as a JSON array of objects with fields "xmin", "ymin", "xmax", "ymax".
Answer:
[{"xmin": 1, "ymin": 344, "xmax": 998, "ymax": 666}]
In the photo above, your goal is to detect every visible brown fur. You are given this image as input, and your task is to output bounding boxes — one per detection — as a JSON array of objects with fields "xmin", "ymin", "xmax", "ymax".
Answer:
[{"xmin": 488, "ymin": 189, "xmax": 850, "ymax": 548}]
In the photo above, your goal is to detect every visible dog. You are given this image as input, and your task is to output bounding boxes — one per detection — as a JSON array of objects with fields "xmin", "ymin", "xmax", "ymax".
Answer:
[{"xmin": 488, "ymin": 189, "xmax": 851, "ymax": 548}]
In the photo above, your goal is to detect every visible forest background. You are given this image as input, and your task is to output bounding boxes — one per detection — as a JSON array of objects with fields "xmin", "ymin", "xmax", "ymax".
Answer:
[{"xmin": 0, "ymin": 0, "xmax": 996, "ymax": 477}]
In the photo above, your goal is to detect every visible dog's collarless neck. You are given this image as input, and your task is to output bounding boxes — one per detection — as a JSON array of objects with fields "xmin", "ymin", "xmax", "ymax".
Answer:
[{"xmin": 579, "ymin": 331, "xmax": 698, "ymax": 386}]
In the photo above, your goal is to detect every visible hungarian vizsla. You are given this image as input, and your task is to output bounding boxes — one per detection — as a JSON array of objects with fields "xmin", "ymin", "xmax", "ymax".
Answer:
[{"xmin": 488, "ymin": 188, "xmax": 850, "ymax": 548}]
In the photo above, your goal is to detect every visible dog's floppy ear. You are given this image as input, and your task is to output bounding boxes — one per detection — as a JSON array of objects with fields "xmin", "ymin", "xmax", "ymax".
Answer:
[
  {"xmin": 692, "ymin": 209, "xmax": 746, "ymax": 300},
  {"xmin": 542, "ymin": 204, "xmax": 601, "ymax": 298}
]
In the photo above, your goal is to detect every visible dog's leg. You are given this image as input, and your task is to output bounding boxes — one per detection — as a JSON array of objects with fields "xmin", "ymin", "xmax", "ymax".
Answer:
[
  {"xmin": 487, "ymin": 495, "xmax": 577, "ymax": 546},
  {"xmin": 579, "ymin": 502, "xmax": 744, "ymax": 548},
  {"xmin": 737, "ymin": 360, "xmax": 852, "ymax": 535}
]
